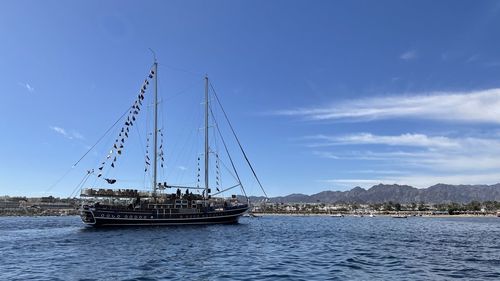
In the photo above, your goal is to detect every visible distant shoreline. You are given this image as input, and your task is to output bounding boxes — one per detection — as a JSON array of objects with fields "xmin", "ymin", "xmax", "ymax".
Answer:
[
  {"xmin": 0, "ymin": 213, "xmax": 498, "ymax": 219},
  {"xmin": 0, "ymin": 210, "xmax": 79, "ymax": 217}
]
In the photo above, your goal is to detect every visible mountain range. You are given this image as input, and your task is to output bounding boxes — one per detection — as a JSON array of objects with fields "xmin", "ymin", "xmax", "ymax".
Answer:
[{"xmin": 247, "ymin": 183, "xmax": 500, "ymax": 204}]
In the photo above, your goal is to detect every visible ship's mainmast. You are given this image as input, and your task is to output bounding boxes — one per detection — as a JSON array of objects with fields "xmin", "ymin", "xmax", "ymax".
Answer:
[
  {"xmin": 204, "ymin": 76, "xmax": 209, "ymax": 200},
  {"xmin": 153, "ymin": 60, "xmax": 159, "ymax": 197}
]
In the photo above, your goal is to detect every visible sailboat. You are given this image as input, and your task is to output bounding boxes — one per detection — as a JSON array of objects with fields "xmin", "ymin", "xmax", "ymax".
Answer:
[{"xmin": 78, "ymin": 59, "xmax": 259, "ymax": 226}]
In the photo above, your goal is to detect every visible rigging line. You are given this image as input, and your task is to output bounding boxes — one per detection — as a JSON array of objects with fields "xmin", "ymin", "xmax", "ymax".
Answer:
[
  {"xmin": 160, "ymin": 94, "xmax": 166, "ymax": 180},
  {"xmin": 69, "ymin": 171, "xmax": 92, "ymax": 198},
  {"xmin": 45, "ymin": 166, "xmax": 74, "ymax": 193},
  {"xmin": 218, "ymin": 157, "xmax": 238, "ymax": 184},
  {"xmin": 211, "ymin": 183, "xmax": 242, "ymax": 197},
  {"xmin": 72, "ymin": 106, "xmax": 132, "ymax": 167},
  {"xmin": 178, "ymin": 127, "xmax": 199, "ymax": 185},
  {"xmin": 46, "ymin": 105, "xmax": 128, "ymax": 192},
  {"xmin": 69, "ymin": 171, "xmax": 91, "ymax": 198},
  {"xmin": 144, "ymin": 98, "xmax": 151, "ymax": 188},
  {"xmin": 167, "ymin": 123, "xmax": 196, "ymax": 182},
  {"xmin": 209, "ymin": 111, "xmax": 238, "ymax": 184},
  {"xmin": 134, "ymin": 118, "xmax": 147, "ymax": 163},
  {"xmin": 135, "ymin": 118, "xmax": 149, "ymax": 189},
  {"xmin": 209, "ymin": 82, "xmax": 268, "ymax": 199},
  {"xmin": 163, "ymin": 79, "xmax": 200, "ymax": 102},
  {"xmin": 217, "ymin": 138, "xmax": 246, "ymax": 197},
  {"xmin": 211, "ymin": 98, "xmax": 222, "ymax": 190},
  {"xmin": 165, "ymin": 93, "xmax": 200, "ymax": 181},
  {"xmin": 209, "ymin": 104, "xmax": 248, "ymax": 200},
  {"xmin": 160, "ymin": 64, "xmax": 205, "ymax": 77}
]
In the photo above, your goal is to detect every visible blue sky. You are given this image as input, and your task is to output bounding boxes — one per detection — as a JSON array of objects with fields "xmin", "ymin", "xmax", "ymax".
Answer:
[{"xmin": 2, "ymin": 0, "xmax": 500, "ymax": 197}]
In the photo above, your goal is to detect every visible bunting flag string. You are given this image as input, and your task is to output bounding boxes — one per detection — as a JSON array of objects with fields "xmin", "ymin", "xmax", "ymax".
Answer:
[
  {"xmin": 105, "ymin": 178, "xmax": 116, "ymax": 184},
  {"xmin": 96, "ymin": 65, "xmax": 155, "ymax": 180},
  {"xmin": 159, "ymin": 131, "xmax": 165, "ymax": 169},
  {"xmin": 216, "ymin": 154, "xmax": 220, "ymax": 188},
  {"xmin": 196, "ymin": 156, "xmax": 200, "ymax": 187},
  {"xmin": 144, "ymin": 135, "xmax": 151, "ymax": 172}
]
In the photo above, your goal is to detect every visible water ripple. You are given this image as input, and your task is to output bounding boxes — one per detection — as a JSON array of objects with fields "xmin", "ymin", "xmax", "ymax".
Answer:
[{"xmin": 0, "ymin": 216, "xmax": 499, "ymax": 280}]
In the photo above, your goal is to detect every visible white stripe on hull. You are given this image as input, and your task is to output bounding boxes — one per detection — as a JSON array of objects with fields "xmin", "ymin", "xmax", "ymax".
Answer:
[{"xmin": 99, "ymin": 220, "xmax": 239, "ymax": 226}]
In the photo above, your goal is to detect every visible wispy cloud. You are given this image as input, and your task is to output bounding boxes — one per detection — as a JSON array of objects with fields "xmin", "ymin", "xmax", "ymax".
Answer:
[
  {"xmin": 50, "ymin": 126, "xmax": 68, "ymax": 137},
  {"xmin": 178, "ymin": 166, "xmax": 187, "ymax": 171},
  {"xmin": 275, "ymin": 88, "xmax": 500, "ymax": 124},
  {"xmin": 307, "ymin": 133, "xmax": 460, "ymax": 149},
  {"xmin": 312, "ymin": 132, "xmax": 500, "ymax": 187},
  {"xmin": 49, "ymin": 126, "xmax": 84, "ymax": 140},
  {"xmin": 321, "ymin": 172, "xmax": 500, "ymax": 189},
  {"xmin": 465, "ymin": 54, "xmax": 480, "ymax": 63},
  {"xmin": 311, "ymin": 133, "xmax": 500, "ymax": 171},
  {"xmin": 400, "ymin": 50, "xmax": 417, "ymax": 60},
  {"xmin": 18, "ymin": 82, "xmax": 35, "ymax": 93},
  {"xmin": 71, "ymin": 131, "xmax": 84, "ymax": 140}
]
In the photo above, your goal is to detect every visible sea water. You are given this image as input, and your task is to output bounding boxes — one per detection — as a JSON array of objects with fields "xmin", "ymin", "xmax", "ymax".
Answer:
[{"xmin": 0, "ymin": 215, "xmax": 499, "ymax": 280}]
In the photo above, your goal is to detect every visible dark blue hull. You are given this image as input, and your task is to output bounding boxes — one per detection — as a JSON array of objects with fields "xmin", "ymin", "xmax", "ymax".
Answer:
[{"xmin": 80, "ymin": 206, "xmax": 248, "ymax": 226}]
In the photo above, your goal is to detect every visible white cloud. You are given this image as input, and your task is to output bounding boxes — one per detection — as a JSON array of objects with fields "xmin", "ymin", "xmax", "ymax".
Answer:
[
  {"xmin": 276, "ymin": 88, "xmax": 500, "ymax": 124},
  {"xmin": 466, "ymin": 54, "xmax": 480, "ymax": 63},
  {"xmin": 26, "ymin": 84, "xmax": 34, "ymax": 92},
  {"xmin": 308, "ymin": 133, "xmax": 460, "ymax": 149},
  {"xmin": 178, "ymin": 166, "xmax": 187, "ymax": 171},
  {"xmin": 311, "ymin": 133, "xmax": 500, "ymax": 171},
  {"xmin": 50, "ymin": 126, "xmax": 69, "ymax": 138},
  {"xmin": 71, "ymin": 131, "xmax": 84, "ymax": 140},
  {"xmin": 312, "ymin": 151, "xmax": 339, "ymax": 159},
  {"xmin": 322, "ymin": 173, "xmax": 500, "ymax": 189},
  {"xmin": 311, "ymin": 132, "xmax": 500, "ymax": 187},
  {"xmin": 50, "ymin": 126, "xmax": 84, "ymax": 140},
  {"xmin": 400, "ymin": 50, "xmax": 417, "ymax": 60},
  {"xmin": 18, "ymin": 82, "xmax": 35, "ymax": 93}
]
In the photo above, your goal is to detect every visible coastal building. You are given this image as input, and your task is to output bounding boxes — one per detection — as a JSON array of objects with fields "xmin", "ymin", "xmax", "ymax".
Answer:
[{"xmin": 0, "ymin": 200, "xmax": 21, "ymax": 211}]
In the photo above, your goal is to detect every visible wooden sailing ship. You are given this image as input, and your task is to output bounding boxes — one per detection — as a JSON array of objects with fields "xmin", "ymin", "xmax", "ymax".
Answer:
[{"xmin": 79, "ymin": 58, "xmax": 262, "ymax": 226}]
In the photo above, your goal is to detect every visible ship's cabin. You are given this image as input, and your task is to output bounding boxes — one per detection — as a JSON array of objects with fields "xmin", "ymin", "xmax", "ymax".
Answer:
[{"xmin": 80, "ymin": 188, "xmax": 244, "ymax": 212}]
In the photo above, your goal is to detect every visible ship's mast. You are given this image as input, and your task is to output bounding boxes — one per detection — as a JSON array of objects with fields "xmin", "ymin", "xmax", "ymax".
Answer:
[
  {"xmin": 153, "ymin": 61, "xmax": 159, "ymax": 197},
  {"xmin": 204, "ymin": 76, "xmax": 209, "ymax": 200}
]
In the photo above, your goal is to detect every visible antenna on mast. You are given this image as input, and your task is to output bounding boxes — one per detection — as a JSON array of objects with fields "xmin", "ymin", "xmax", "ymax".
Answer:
[{"xmin": 148, "ymin": 48, "xmax": 157, "ymax": 63}]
